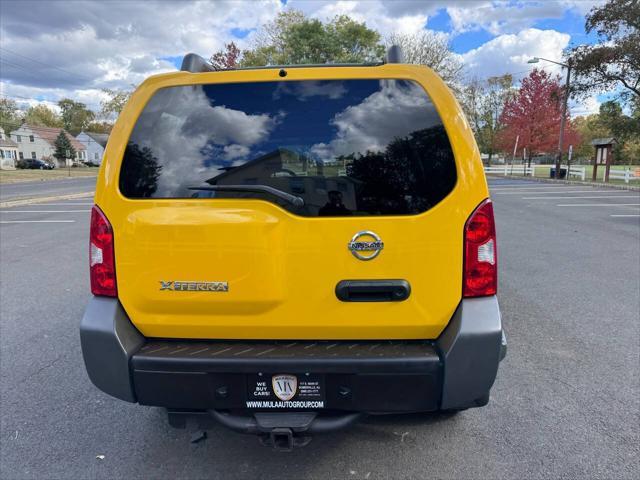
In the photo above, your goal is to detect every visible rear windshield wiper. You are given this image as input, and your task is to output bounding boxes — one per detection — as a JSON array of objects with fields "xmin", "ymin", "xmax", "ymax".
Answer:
[{"xmin": 188, "ymin": 184, "xmax": 305, "ymax": 207}]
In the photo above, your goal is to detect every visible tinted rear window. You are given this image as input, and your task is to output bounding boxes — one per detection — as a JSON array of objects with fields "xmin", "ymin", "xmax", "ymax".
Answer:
[{"xmin": 120, "ymin": 79, "xmax": 456, "ymax": 216}]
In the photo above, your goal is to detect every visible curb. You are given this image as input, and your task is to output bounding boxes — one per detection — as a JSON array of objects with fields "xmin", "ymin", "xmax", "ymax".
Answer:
[
  {"xmin": 0, "ymin": 191, "xmax": 95, "ymax": 208},
  {"xmin": 486, "ymin": 175, "xmax": 640, "ymax": 191}
]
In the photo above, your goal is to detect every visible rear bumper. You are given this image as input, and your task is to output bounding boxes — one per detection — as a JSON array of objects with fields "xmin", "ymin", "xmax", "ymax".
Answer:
[{"xmin": 80, "ymin": 296, "xmax": 505, "ymax": 421}]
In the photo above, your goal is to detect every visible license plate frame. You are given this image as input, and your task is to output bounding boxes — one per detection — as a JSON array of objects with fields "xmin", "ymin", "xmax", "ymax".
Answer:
[{"xmin": 246, "ymin": 373, "xmax": 325, "ymax": 409}]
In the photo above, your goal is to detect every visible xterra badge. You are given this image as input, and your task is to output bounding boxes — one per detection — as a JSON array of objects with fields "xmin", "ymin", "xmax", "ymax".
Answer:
[
  {"xmin": 160, "ymin": 281, "xmax": 228, "ymax": 292},
  {"xmin": 348, "ymin": 231, "xmax": 384, "ymax": 261}
]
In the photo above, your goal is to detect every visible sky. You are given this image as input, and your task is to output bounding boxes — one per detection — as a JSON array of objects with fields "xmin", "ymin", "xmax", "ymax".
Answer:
[{"xmin": 0, "ymin": 0, "xmax": 606, "ymax": 117}]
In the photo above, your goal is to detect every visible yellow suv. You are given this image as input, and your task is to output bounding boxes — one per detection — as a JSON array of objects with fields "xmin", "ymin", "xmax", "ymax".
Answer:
[{"xmin": 81, "ymin": 49, "xmax": 506, "ymax": 450}]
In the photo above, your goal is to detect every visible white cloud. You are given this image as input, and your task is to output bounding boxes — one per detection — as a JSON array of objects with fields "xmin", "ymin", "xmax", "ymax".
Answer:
[
  {"xmin": 310, "ymin": 80, "xmax": 441, "ymax": 161},
  {"xmin": 571, "ymin": 95, "xmax": 601, "ymax": 117},
  {"xmin": 462, "ymin": 28, "xmax": 570, "ymax": 80},
  {"xmin": 288, "ymin": 0, "xmax": 430, "ymax": 36},
  {"xmin": 133, "ymin": 85, "xmax": 281, "ymax": 195},
  {"xmin": 446, "ymin": 0, "xmax": 604, "ymax": 35},
  {"xmin": 0, "ymin": 0, "xmax": 283, "ymax": 102}
]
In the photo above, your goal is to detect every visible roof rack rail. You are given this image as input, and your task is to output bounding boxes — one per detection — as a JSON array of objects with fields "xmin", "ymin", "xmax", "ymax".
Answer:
[{"xmin": 179, "ymin": 46, "xmax": 404, "ymax": 73}]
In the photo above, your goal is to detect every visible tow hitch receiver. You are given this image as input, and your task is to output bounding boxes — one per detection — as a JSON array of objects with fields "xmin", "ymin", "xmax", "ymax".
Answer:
[
  {"xmin": 261, "ymin": 428, "xmax": 311, "ymax": 451},
  {"xmin": 206, "ymin": 410, "xmax": 363, "ymax": 450}
]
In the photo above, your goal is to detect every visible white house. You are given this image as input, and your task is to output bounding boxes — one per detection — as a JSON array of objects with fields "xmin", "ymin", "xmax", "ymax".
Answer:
[
  {"xmin": 9, "ymin": 124, "xmax": 86, "ymax": 167},
  {"xmin": 0, "ymin": 127, "xmax": 18, "ymax": 170},
  {"xmin": 76, "ymin": 131, "xmax": 109, "ymax": 165}
]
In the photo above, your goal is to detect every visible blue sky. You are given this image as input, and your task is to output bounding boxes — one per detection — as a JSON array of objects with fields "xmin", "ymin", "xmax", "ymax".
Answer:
[{"xmin": 0, "ymin": 0, "xmax": 605, "ymax": 116}]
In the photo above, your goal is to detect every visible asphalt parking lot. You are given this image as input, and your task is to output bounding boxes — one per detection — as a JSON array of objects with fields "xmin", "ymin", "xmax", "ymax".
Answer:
[{"xmin": 1, "ymin": 179, "xmax": 638, "ymax": 479}]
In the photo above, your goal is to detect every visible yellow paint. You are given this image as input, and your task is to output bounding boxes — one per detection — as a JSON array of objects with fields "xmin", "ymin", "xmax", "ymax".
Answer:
[{"xmin": 95, "ymin": 64, "xmax": 489, "ymax": 340}]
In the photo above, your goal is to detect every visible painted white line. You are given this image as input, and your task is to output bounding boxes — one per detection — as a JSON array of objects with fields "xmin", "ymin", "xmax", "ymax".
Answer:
[
  {"xmin": 490, "ymin": 186, "xmax": 583, "ymax": 190},
  {"xmin": 610, "ymin": 214, "xmax": 640, "ymax": 217},
  {"xmin": 523, "ymin": 195, "xmax": 639, "ymax": 200},
  {"xmin": 0, "ymin": 220, "xmax": 76, "ymax": 224},
  {"xmin": 494, "ymin": 190, "xmax": 616, "ymax": 195},
  {"xmin": 0, "ymin": 191, "xmax": 94, "ymax": 208},
  {"xmin": 26, "ymin": 202, "xmax": 93, "ymax": 206},
  {"xmin": 0, "ymin": 210, "xmax": 90, "ymax": 213},
  {"xmin": 556, "ymin": 203, "xmax": 640, "ymax": 207}
]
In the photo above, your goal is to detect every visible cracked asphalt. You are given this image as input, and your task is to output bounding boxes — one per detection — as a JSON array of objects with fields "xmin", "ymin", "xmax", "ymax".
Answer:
[{"xmin": 0, "ymin": 178, "xmax": 638, "ymax": 479}]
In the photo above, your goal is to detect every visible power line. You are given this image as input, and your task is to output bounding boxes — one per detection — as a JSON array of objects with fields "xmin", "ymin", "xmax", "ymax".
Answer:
[
  {"xmin": 0, "ymin": 93, "xmax": 103, "ymax": 110},
  {"xmin": 0, "ymin": 46, "xmax": 93, "ymax": 82}
]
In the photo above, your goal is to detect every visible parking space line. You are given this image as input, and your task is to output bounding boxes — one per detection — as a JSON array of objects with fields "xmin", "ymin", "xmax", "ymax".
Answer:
[
  {"xmin": 610, "ymin": 214, "xmax": 640, "ymax": 217},
  {"xmin": 556, "ymin": 203, "xmax": 640, "ymax": 207},
  {"xmin": 0, "ymin": 210, "xmax": 90, "ymax": 213},
  {"xmin": 0, "ymin": 220, "xmax": 76, "ymax": 224},
  {"xmin": 23, "ymin": 203, "xmax": 93, "ymax": 206},
  {"xmin": 493, "ymin": 190, "xmax": 617, "ymax": 195},
  {"xmin": 523, "ymin": 195, "xmax": 639, "ymax": 200},
  {"xmin": 490, "ymin": 186, "xmax": 586, "ymax": 190}
]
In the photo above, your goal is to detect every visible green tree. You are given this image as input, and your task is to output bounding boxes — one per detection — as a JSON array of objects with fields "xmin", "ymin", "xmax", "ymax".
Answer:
[
  {"xmin": 568, "ymin": 0, "xmax": 639, "ymax": 103},
  {"xmin": 573, "ymin": 114, "xmax": 610, "ymax": 159},
  {"xmin": 53, "ymin": 130, "xmax": 76, "ymax": 164},
  {"xmin": 100, "ymin": 88, "xmax": 133, "ymax": 120},
  {"xmin": 597, "ymin": 100, "xmax": 640, "ymax": 164},
  {"xmin": 0, "ymin": 98, "xmax": 20, "ymax": 133},
  {"xmin": 240, "ymin": 10, "xmax": 384, "ymax": 66},
  {"xmin": 58, "ymin": 98, "xmax": 95, "ymax": 135},
  {"xmin": 462, "ymin": 75, "xmax": 514, "ymax": 164},
  {"xmin": 85, "ymin": 121, "xmax": 113, "ymax": 134},
  {"xmin": 24, "ymin": 104, "xmax": 62, "ymax": 128}
]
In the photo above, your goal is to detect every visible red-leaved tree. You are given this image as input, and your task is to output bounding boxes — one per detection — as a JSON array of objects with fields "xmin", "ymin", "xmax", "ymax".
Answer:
[
  {"xmin": 498, "ymin": 69, "xmax": 579, "ymax": 162},
  {"xmin": 209, "ymin": 42, "xmax": 241, "ymax": 69}
]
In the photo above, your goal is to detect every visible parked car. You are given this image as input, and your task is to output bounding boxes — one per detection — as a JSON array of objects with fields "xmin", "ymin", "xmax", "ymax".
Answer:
[
  {"xmin": 80, "ymin": 47, "xmax": 506, "ymax": 451},
  {"xmin": 17, "ymin": 158, "xmax": 55, "ymax": 169}
]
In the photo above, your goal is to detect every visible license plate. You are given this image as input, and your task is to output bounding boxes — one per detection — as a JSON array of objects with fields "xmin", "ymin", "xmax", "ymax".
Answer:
[{"xmin": 246, "ymin": 373, "xmax": 325, "ymax": 409}]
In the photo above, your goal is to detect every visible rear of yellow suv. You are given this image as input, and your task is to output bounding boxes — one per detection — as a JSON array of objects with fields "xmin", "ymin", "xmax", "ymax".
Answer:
[{"xmin": 80, "ymin": 50, "xmax": 506, "ymax": 450}]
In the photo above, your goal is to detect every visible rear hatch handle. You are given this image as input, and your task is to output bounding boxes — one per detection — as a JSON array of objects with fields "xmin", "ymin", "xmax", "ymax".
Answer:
[
  {"xmin": 336, "ymin": 280, "xmax": 411, "ymax": 302},
  {"xmin": 188, "ymin": 185, "xmax": 305, "ymax": 207}
]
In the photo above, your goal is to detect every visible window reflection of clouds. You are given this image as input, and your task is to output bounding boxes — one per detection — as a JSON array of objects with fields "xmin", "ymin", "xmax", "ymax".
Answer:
[
  {"xmin": 273, "ymin": 81, "xmax": 347, "ymax": 101},
  {"xmin": 310, "ymin": 80, "xmax": 439, "ymax": 162},
  {"xmin": 133, "ymin": 86, "xmax": 281, "ymax": 196}
]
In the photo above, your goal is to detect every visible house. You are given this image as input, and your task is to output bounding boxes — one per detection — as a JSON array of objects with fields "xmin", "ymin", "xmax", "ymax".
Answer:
[
  {"xmin": 207, "ymin": 148, "xmax": 358, "ymax": 213},
  {"xmin": 0, "ymin": 127, "xmax": 18, "ymax": 170},
  {"xmin": 76, "ymin": 131, "xmax": 109, "ymax": 165},
  {"xmin": 8, "ymin": 124, "xmax": 86, "ymax": 167}
]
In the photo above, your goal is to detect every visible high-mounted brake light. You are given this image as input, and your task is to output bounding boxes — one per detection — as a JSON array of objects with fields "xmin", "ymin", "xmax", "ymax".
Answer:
[
  {"xmin": 463, "ymin": 199, "xmax": 497, "ymax": 297},
  {"xmin": 90, "ymin": 205, "xmax": 117, "ymax": 297}
]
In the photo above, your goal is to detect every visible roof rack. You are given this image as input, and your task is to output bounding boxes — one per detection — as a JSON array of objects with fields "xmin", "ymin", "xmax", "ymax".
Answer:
[{"xmin": 180, "ymin": 45, "xmax": 403, "ymax": 74}]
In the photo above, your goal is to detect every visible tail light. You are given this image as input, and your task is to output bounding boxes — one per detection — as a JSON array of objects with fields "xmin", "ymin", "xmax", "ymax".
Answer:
[
  {"xmin": 90, "ymin": 205, "xmax": 117, "ymax": 297},
  {"xmin": 463, "ymin": 199, "xmax": 497, "ymax": 297}
]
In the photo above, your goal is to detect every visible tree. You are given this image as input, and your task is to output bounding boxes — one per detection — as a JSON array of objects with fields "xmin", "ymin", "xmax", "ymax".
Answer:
[
  {"xmin": 497, "ymin": 69, "xmax": 579, "ymax": 164},
  {"xmin": 0, "ymin": 98, "xmax": 20, "ymax": 133},
  {"xmin": 58, "ymin": 98, "xmax": 95, "ymax": 135},
  {"xmin": 53, "ymin": 130, "xmax": 76, "ymax": 165},
  {"xmin": 573, "ymin": 114, "xmax": 610, "ymax": 159},
  {"xmin": 568, "ymin": 0, "xmax": 639, "ymax": 103},
  {"xmin": 210, "ymin": 42, "xmax": 241, "ymax": 69},
  {"xmin": 100, "ymin": 88, "xmax": 133, "ymax": 120},
  {"xmin": 462, "ymin": 75, "xmax": 514, "ymax": 164},
  {"xmin": 386, "ymin": 31, "xmax": 463, "ymax": 88},
  {"xmin": 597, "ymin": 100, "xmax": 640, "ymax": 164},
  {"xmin": 240, "ymin": 10, "xmax": 384, "ymax": 66},
  {"xmin": 85, "ymin": 121, "xmax": 113, "ymax": 134},
  {"xmin": 24, "ymin": 104, "xmax": 62, "ymax": 128}
]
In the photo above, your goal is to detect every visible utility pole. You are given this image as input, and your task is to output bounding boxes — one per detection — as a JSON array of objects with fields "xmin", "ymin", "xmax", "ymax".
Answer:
[
  {"xmin": 556, "ymin": 62, "xmax": 572, "ymax": 179},
  {"xmin": 527, "ymin": 57, "xmax": 572, "ymax": 179}
]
